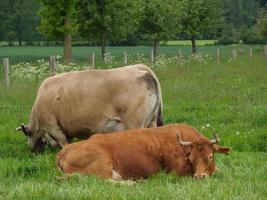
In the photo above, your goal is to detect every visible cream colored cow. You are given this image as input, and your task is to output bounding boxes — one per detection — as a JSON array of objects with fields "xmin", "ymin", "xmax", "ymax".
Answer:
[{"xmin": 16, "ymin": 64, "xmax": 163, "ymax": 152}]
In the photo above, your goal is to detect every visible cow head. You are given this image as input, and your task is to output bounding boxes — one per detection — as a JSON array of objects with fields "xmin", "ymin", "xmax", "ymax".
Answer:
[
  {"xmin": 16, "ymin": 123, "xmax": 46, "ymax": 153},
  {"xmin": 177, "ymin": 132, "xmax": 231, "ymax": 179}
]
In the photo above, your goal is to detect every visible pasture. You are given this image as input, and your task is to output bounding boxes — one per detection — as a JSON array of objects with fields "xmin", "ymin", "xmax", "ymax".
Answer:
[
  {"xmin": 0, "ymin": 45, "xmax": 264, "ymax": 63},
  {"xmin": 0, "ymin": 45, "xmax": 267, "ymax": 199}
]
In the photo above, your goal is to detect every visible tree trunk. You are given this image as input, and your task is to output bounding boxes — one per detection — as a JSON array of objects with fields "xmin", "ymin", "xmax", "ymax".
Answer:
[
  {"xmin": 8, "ymin": 40, "xmax": 12, "ymax": 46},
  {"xmin": 100, "ymin": 35, "xmax": 106, "ymax": 60},
  {"xmin": 16, "ymin": 28, "xmax": 22, "ymax": 46},
  {"xmin": 191, "ymin": 36, "xmax": 197, "ymax": 54},
  {"xmin": 153, "ymin": 38, "xmax": 160, "ymax": 58},
  {"xmin": 63, "ymin": 16, "xmax": 72, "ymax": 64},
  {"xmin": 18, "ymin": 37, "xmax": 22, "ymax": 46}
]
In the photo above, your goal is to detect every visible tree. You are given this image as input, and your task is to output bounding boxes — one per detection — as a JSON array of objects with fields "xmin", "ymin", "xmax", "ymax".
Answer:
[
  {"xmin": 255, "ymin": 7, "xmax": 267, "ymax": 42},
  {"xmin": 0, "ymin": 0, "xmax": 41, "ymax": 45},
  {"xmin": 37, "ymin": 0, "xmax": 76, "ymax": 64},
  {"xmin": 222, "ymin": 0, "xmax": 261, "ymax": 28},
  {"xmin": 217, "ymin": 23, "xmax": 240, "ymax": 45},
  {"xmin": 75, "ymin": 0, "xmax": 143, "ymax": 59},
  {"xmin": 0, "ymin": 0, "xmax": 8, "ymax": 40},
  {"xmin": 179, "ymin": 0, "xmax": 223, "ymax": 54},
  {"xmin": 140, "ymin": 0, "xmax": 180, "ymax": 57}
]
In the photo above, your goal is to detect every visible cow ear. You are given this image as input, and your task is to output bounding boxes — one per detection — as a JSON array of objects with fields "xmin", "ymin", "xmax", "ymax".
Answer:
[
  {"xmin": 213, "ymin": 144, "xmax": 231, "ymax": 155},
  {"xmin": 21, "ymin": 124, "xmax": 32, "ymax": 137}
]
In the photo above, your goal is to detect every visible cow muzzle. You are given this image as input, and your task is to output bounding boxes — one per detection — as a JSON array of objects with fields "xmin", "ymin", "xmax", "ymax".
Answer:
[
  {"xmin": 30, "ymin": 138, "xmax": 46, "ymax": 153},
  {"xmin": 193, "ymin": 173, "xmax": 208, "ymax": 180}
]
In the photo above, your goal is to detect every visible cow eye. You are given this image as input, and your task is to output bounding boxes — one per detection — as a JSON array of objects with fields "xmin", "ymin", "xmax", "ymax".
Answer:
[{"xmin": 209, "ymin": 155, "xmax": 213, "ymax": 161}]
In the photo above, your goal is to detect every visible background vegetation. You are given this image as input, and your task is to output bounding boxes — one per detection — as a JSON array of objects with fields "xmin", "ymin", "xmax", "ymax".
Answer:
[
  {"xmin": 0, "ymin": 0, "xmax": 266, "ymax": 63},
  {"xmin": 0, "ymin": 44, "xmax": 264, "ymax": 63}
]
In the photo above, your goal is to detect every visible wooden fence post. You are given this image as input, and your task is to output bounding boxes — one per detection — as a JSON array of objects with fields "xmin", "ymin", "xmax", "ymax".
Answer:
[
  {"xmin": 123, "ymin": 51, "xmax": 127, "ymax": 65},
  {"xmin": 177, "ymin": 50, "xmax": 183, "ymax": 65},
  {"xmin": 232, "ymin": 50, "xmax": 237, "ymax": 60},
  {"xmin": 264, "ymin": 45, "xmax": 267, "ymax": 57},
  {"xmin": 151, "ymin": 49, "xmax": 154, "ymax": 63},
  {"xmin": 3, "ymin": 58, "xmax": 10, "ymax": 88},
  {"xmin": 217, "ymin": 48, "xmax": 220, "ymax": 64},
  {"xmin": 88, "ymin": 54, "xmax": 91, "ymax": 67},
  {"xmin": 49, "ymin": 56, "xmax": 56, "ymax": 76},
  {"xmin": 249, "ymin": 48, "xmax": 253, "ymax": 61},
  {"xmin": 91, "ymin": 52, "xmax": 95, "ymax": 68},
  {"xmin": 198, "ymin": 52, "xmax": 201, "ymax": 64}
]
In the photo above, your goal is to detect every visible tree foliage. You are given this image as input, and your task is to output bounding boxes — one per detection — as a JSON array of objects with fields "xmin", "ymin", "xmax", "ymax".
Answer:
[
  {"xmin": 0, "ymin": 0, "xmax": 41, "ymax": 45},
  {"xmin": 38, "ymin": 0, "xmax": 76, "ymax": 40},
  {"xmin": 218, "ymin": 0, "xmax": 263, "ymax": 44},
  {"xmin": 75, "ymin": 0, "xmax": 143, "ymax": 59},
  {"xmin": 255, "ymin": 7, "xmax": 267, "ymax": 41},
  {"xmin": 223, "ymin": 0, "xmax": 261, "ymax": 28},
  {"xmin": 38, "ymin": 0, "xmax": 76, "ymax": 63},
  {"xmin": 140, "ymin": 0, "xmax": 180, "ymax": 57},
  {"xmin": 178, "ymin": 0, "xmax": 223, "ymax": 53},
  {"xmin": 0, "ymin": 0, "xmax": 266, "ymax": 49}
]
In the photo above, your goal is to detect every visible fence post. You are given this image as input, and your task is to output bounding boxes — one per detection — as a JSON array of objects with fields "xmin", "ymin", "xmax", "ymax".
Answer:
[
  {"xmin": 123, "ymin": 51, "xmax": 127, "ymax": 65},
  {"xmin": 232, "ymin": 49, "xmax": 237, "ymax": 60},
  {"xmin": 198, "ymin": 52, "xmax": 201, "ymax": 64},
  {"xmin": 217, "ymin": 48, "xmax": 220, "ymax": 64},
  {"xmin": 177, "ymin": 50, "xmax": 183, "ymax": 66},
  {"xmin": 49, "ymin": 56, "xmax": 56, "ymax": 76},
  {"xmin": 88, "ymin": 54, "xmax": 91, "ymax": 67},
  {"xmin": 151, "ymin": 48, "xmax": 154, "ymax": 63},
  {"xmin": 3, "ymin": 58, "xmax": 10, "ymax": 88},
  {"xmin": 249, "ymin": 48, "xmax": 253, "ymax": 61},
  {"xmin": 264, "ymin": 45, "xmax": 267, "ymax": 57},
  {"xmin": 91, "ymin": 52, "xmax": 95, "ymax": 69}
]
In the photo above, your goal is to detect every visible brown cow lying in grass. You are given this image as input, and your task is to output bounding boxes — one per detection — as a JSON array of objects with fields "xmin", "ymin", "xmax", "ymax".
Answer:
[{"xmin": 56, "ymin": 124, "xmax": 231, "ymax": 180}]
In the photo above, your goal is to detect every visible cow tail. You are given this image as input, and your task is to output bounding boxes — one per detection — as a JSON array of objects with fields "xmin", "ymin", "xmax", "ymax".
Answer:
[
  {"xmin": 135, "ymin": 64, "xmax": 163, "ymax": 127},
  {"xmin": 56, "ymin": 151, "xmax": 64, "ymax": 173},
  {"xmin": 147, "ymin": 67, "xmax": 164, "ymax": 127},
  {"xmin": 157, "ymin": 103, "xmax": 163, "ymax": 126}
]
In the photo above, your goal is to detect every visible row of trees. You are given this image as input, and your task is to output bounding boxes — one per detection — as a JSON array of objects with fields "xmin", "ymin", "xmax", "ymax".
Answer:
[
  {"xmin": 0, "ymin": 0, "xmax": 266, "ymax": 63},
  {"xmin": 0, "ymin": 0, "xmax": 42, "ymax": 45},
  {"xmin": 219, "ymin": 0, "xmax": 267, "ymax": 44},
  {"xmin": 36, "ymin": 0, "xmax": 227, "ymax": 63}
]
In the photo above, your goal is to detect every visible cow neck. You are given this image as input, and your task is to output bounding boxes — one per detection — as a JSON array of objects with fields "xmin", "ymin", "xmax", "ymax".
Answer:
[{"xmin": 150, "ymin": 134, "xmax": 193, "ymax": 176}]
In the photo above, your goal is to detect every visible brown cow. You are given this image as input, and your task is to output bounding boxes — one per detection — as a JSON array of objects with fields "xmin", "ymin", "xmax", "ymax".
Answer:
[
  {"xmin": 56, "ymin": 124, "xmax": 231, "ymax": 180},
  {"xmin": 16, "ymin": 64, "xmax": 163, "ymax": 152}
]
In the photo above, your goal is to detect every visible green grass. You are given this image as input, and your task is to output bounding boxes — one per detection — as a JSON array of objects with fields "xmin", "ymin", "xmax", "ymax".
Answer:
[
  {"xmin": 0, "ymin": 152, "xmax": 265, "ymax": 200},
  {"xmin": 0, "ymin": 45, "xmax": 264, "ymax": 63},
  {"xmin": 0, "ymin": 46, "xmax": 267, "ymax": 199},
  {"xmin": 160, "ymin": 40, "xmax": 217, "ymax": 46}
]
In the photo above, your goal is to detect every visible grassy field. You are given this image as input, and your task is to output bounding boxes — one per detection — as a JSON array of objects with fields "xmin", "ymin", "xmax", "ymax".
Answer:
[
  {"xmin": 160, "ymin": 40, "xmax": 217, "ymax": 46},
  {"xmin": 0, "ymin": 45, "xmax": 264, "ymax": 63},
  {"xmin": 0, "ymin": 46, "xmax": 267, "ymax": 199}
]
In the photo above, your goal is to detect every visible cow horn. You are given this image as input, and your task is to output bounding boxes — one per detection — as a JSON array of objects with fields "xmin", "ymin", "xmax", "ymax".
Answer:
[
  {"xmin": 210, "ymin": 133, "xmax": 220, "ymax": 144},
  {"xmin": 20, "ymin": 123, "xmax": 29, "ymax": 136},
  {"xmin": 177, "ymin": 131, "xmax": 192, "ymax": 146},
  {"xmin": 16, "ymin": 126, "xmax": 22, "ymax": 131}
]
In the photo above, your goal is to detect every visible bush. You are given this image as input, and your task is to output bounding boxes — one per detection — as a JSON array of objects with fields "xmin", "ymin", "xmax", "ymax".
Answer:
[
  {"xmin": 217, "ymin": 24, "xmax": 240, "ymax": 45},
  {"xmin": 240, "ymin": 26, "xmax": 263, "ymax": 44}
]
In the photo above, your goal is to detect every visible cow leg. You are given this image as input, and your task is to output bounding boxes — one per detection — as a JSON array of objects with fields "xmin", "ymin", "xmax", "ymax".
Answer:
[
  {"xmin": 112, "ymin": 170, "xmax": 123, "ymax": 181},
  {"xmin": 102, "ymin": 118, "xmax": 126, "ymax": 133},
  {"xmin": 84, "ymin": 160, "xmax": 114, "ymax": 179},
  {"xmin": 44, "ymin": 133, "xmax": 58, "ymax": 147},
  {"xmin": 147, "ymin": 115, "xmax": 157, "ymax": 128},
  {"xmin": 45, "ymin": 126, "xmax": 68, "ymax": 148}
]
